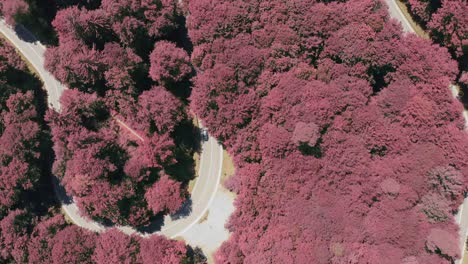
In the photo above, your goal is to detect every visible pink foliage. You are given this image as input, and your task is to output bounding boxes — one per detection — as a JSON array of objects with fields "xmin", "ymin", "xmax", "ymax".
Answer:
[
  {"xmin": 139, "ymin": 235, "xmax": 187, "ymax": 264},
  {"xmin": 426, "ymin": 228, "xmax": 460, "ymax": 259},
  {"xmin": 45, "ymin": 39, "xmax": 104, "ymax": 88},
  {"xmin": 187, "ymin": 0, "xmax": 468, "ymax": 263},
  {"xmin": 258, "ymin": 123, "xmax": 294, "ymax": 159},
  {"xmin": 380, "ymin": 178, "xmax": 401, "ymax": 195},
  {"xmin": 0, "ymin": 158, "xmax": 29, "ymax": 208},
  {"xmin": 51, "ymin": 225, "xmax": 97, "ymax": 264},
  {"xmin": 145, "ymin": 173, "xmax": 185, "ymax": 214},
  {"xmin": 27, "ymin": 215, "xmax": 67, "ymax": 264},
  {"xmin": 0, "ymin": 210, "xmax": 30, "ymax": 262},
  {"xmin": 48, "ymin": 86, "xmax": 187, "ymax": 226},
  {"xmin": 460, "ymin": 72, "xmax": 468, "ymax": 85},
  {"xmin": 428, "ymin": 0, "xmax": 468, "ymax": 58},
  {"xmin": 407, "ymin": 0, "xmax": 432, "ymax": 22},
  {"xmin": 101, "ymin": 42, "xmax": 142, "ymax": 90},
  {"xmin": 0, "ymin": 0, "xmax": 28, "ymax": 25},
  {"xmin": 131, "ymin": 86, "xmax": 184, "ymax": 135},
  {"xmin": 92, "ymin": 229, "xmax": 189, "ymax": 264},
  {"xmin": 101, "ymin": 0, "xmax": 179, "ymax": 39},
  {"xmin": 291, "ymin": 122, "xmax": 320, "ymax": 146},
  {"xmin": 46, "ymin": 90, "xmax": 138, "ymax": 225},
  {"xmin": 92, "ymin": 229, "xmax": 141, "ymax": 264},
  {"xmin": 406, "ymin": 0, "xmax": 467, "ymax": 66},
  {"xmin": 44, "ymin": 0, "xmax": 192, "ymax": 225},
  {"xmin": 150, "ymin": 41, "xmax": 192, "ymax": 83},
  {"xmin": 52, "ymin": 6, "xmax": 110, "ymax": 44},
  {"xmin": 0, "ymin": 39, "xmax": 26, "ymax": 72},
  {"xmin": 0, "ymin": 92, "xmax": 41, "ymax": 210},
  {"xmin": 428, "ymin": 165, "xmax": 463, "ymax": 200},
  {"xmin": 420, "ymin": 193, "xmax": 451, "ymax": 223}
]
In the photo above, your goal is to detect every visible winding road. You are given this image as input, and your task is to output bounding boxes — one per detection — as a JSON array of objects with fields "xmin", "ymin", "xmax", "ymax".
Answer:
[
  {"xmin": 0, "ymin": 19, "xmax": 224, "ymax": 239},
  {"xmin": 6, "ymin": 1, "xmax": 466, "ymax": 261},
  {"xmin": 384, "ymin": 0, "xmax": 468, "ymax": 262}
]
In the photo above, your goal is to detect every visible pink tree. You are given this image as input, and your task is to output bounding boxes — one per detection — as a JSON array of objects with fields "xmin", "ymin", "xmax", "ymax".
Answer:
[
  {"xmin": 27, "ymin": 215, "xmax": 67, "ymax": 264},
  {"xmin": 145, "ymin": 173, "xmax": 185, "ymax": 214},
  {"xmin": 426, "ymin": 228, "xmax": 460, "ymax": 260},
  {"xmin": 52, "ymin": 6, "xmax": 111, "ymax": 45},
  {"xmin": 101, "ymin": 0, "xmax": 179, "ymax": 40},
  {"xmin": 139, "ymin": 235, "xmax": 187, "ymax": 264},
  {"xmin": 45, "ymin": 39, "xmax": 105, "ymax": 90},
  {"xmin": 51, "ymin": 225, "xmax": 97, "ymax": 264},
  {"xmin": 0, "ymin": 92, "xmax": 41, "ymax": 211},
  {"xmin": 0, "ymin": 210, "xmax": 31, "ymax": 263},
  {"xmin": 420, "ymin": 193, "xmax": 451, "ymax": 223},
  {"xmin": 460, "ymin": 72, "xmax": 468, "ymax": 86},
  {"xmin": 291, "ymin": 122, "xmax": 320, "ymax": 146},
  {"xmin": 0, "ymin": 0, "xmax": 28, "ymax": 26},
  {"xmin": 186, "ymin": 0, "xmax": 468, "ymax": 263},
  {"xmin": 149, "ymin": 41, "xmax": 192, "ymax": 83},
  {"xmin": 92, "ymin": 229, "xmax": 141, "ymax": 264},
  {"xmin": 427, "ymin": 165, "xmax": 463, "ymax": 201},
  {"xmin": 407, "ymin": 0, "xmax": 434, "ymax": 23},
  {"xmin": 0, "ymin": 158, "xmax": 30, "ymax": 209},
  {"xmin": 0, "ymin": 38, "xmax": 26, "ymax": 72},
  {"xmin": 100, "ymin": 43, "xmax": 142, "ymax": 91},
  {"xmin": 428, "ymin": 0, "xmax": 468, "ymax": 58},
  {"xmin": 48, "ymin": 81, "xmax": 188, "ymax": 227},
  {"xmin": 131, "ymin": 86, "xmax": 184, "ymax": 135}
]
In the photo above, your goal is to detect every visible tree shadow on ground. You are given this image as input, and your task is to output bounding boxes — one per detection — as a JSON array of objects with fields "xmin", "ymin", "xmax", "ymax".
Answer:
[
  {"xmin": 5, "ymin": 66, "xmax": 42, "ymax": 93},
  {"xmin": 13, "ymin": 21, "xmax": 55, "ymax": 45},
  {"xmin": 170, "ymin": 198, "xmax": 193, "ymax": 220},
  {"xmin": 135, "ymin": 198, "xmax": 193, "ymax": 233},
  {"xmin": 164, "ymin": 77, "xmax": 194, "ymax": 104},
  {"xmin": 166, "ymin": 15, "xmax": 193, "ymax": 55},
  {"xmin": 165, "ymin": 119, "xmax": 201, "ymax": 184},
  {"xmin": 14, "ymin": 0, "xmax": 58, "ymax": 46},
  {"xmin": 13, "ymin": 74, "xmax": 61, "ymax": 218},
  {"xmin": 163, "ymin": 14, "xmax": 195, "ymax": 103}
]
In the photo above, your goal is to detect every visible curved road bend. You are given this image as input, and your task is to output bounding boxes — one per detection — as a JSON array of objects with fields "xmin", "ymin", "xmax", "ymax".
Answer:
[
  {"xmin": 383, "ymin": 1, "xmax": 468, "ymax": 262},
  {"xmin": 0, "ymin": 20, "xmax": 224, "ymax": 239}
]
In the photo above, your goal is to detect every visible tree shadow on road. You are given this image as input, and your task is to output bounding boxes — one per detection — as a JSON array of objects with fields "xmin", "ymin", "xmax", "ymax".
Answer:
[
  {"xmin": 14, "ymin": 1, "xmax": 58, "ymax": 46},
  {"xmin": 166, "ymin": 119, "xmax": 201, "ymax": 184},
  {"xmin": 51, "ymin": 175, "xmax": 73, "ymax": 205},
  {"xmin": 170, "ymin": 198, "xmax": 193, "ymax": 220},
  {"xmin": 13, "ymin": 24, "xmax": 39, "ymax": 44},
  {"xmin": 135, "ymin": 198, "xmax": 192, "ymax": 234}
]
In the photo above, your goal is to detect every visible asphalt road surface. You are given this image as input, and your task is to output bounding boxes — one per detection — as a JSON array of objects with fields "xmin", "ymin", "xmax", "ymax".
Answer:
[
  {"xmin": 0, "ymin": 19, "xmax": 224, "ymax": 239},
  {"xmin": 383, "ymin": 1, "xmax": 468, "ymax": 262}
]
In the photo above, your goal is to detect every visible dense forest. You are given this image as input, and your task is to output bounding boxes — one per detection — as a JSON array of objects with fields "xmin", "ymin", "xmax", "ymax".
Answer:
[
  {"xmin": 0, "ymin": 32, "xmax": 193, "ymax": 264},
  {"xmin": 10, "ymin": 0, "xmax": 198, "ymax": 227},
  {"xmin": 403, "ymin": 0, "xmax": 467, "ymax": 95},
  {"xmin": 0, "ymin": 0, "xmax": 201, "ymax": 263},
  {"xmin": 187, "ymin": 0, "xmax": 468, "ymax": 263},
  {"xmin": 1, "ymin": 0, "xmax": 468, "ymax": 263}
]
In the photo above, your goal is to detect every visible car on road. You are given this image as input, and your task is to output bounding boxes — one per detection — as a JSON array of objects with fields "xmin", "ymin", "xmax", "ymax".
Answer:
[{"xmin": 201, "ymin": 128, "xmax": 209, "ymax": 141}]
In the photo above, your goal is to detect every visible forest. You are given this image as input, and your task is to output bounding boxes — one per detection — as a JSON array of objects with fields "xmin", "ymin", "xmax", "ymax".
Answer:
[
  {"xmin": 0, "ymin": 0, "xmax": 202, "ymax": 263},
  {"xmin": 187, "ymin": 0, "xmax": 468, "ymax": 263},
  {"xmin": 32, "ymin": 0, "xmax": 197, "ymax": 227},
  {"xmin": 403, "ymin": 0, "xmax": 467, "ymax": 101},
  {"xmin": 1, "ymin": 0, "xmax": 468, "ymax": 263},
  {"xmin": 0, "ymin": 32, "xmax": 195, "ymax": 263}
]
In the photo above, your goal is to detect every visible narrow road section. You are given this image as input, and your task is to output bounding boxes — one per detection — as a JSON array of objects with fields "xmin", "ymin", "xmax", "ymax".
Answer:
[
  {"xmin": 383, "ymin": 1, "xmax": 468, "ymax": 262},
  {"xmin": 0, "ymin": 19, "xmax": 225, "ymax": 239}
]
